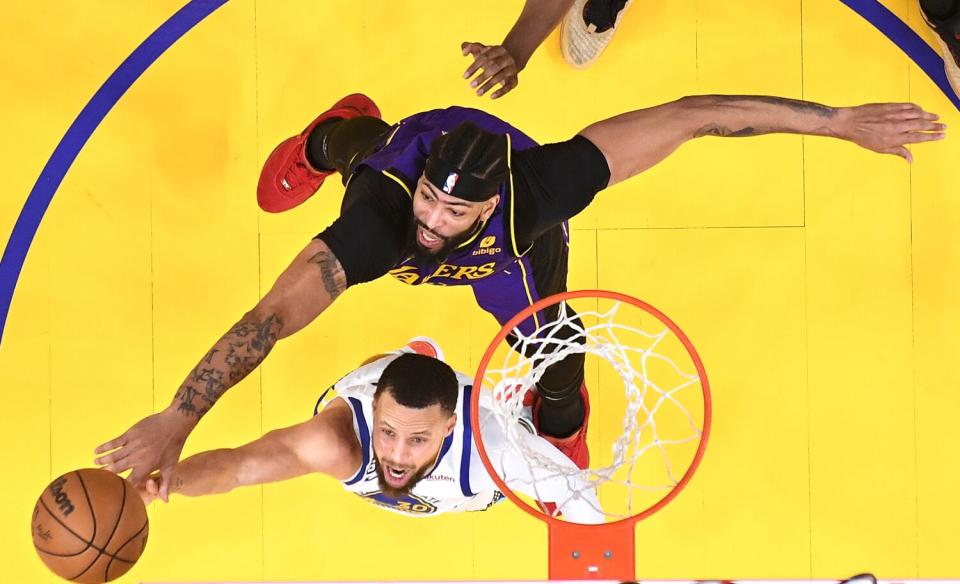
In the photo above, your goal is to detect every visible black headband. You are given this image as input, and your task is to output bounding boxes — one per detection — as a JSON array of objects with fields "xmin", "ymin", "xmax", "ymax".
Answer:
[
  {"xmin": 423, "ymin": 130, "xmax": 510, "ymax": 203},
  {"xmin": 424, "ymin": 155, "xmax": 507, "ymax": 202}
]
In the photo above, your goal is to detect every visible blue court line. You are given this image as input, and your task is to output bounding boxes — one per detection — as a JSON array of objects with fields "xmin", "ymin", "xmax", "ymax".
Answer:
[
  {"xmin": 0, "ymin": 0, "xmax": 228, "ymax": 347},
  {"xmin": 840, "ymin": 0, "xmax": 960, "ymax": 110},
  {"xmin": 0, "ymin": 0, "xmax": 957, "ymax": 348}
]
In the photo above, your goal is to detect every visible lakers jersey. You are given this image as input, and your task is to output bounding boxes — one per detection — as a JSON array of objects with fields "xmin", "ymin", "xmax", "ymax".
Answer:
[{"xmin": 355, "ymin": 106, "xmax": 567, "ymax": 335}]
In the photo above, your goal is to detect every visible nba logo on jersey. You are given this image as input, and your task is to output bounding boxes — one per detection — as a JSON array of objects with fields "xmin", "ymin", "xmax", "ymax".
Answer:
[{"xmin": 443, "ymin": 172, "xmax": 459, "ymax": 194}]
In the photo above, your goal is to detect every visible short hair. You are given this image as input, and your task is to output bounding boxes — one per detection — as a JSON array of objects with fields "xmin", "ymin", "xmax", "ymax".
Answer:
[{"xmin": 374, "ymin": 353, "xmax": 459, "ymax": 416}]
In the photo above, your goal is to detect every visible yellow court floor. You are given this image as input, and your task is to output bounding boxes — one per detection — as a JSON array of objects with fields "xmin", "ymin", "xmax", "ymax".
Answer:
[{"xmin": 1, "ymin": 0, "xmax": 958, "ymax": 582}]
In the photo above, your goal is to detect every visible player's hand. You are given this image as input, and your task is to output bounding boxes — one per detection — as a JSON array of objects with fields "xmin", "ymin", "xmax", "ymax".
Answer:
[
  {"xmin": 94, "ymin": 407, "xmax": 194, "ymax": 502},
  {"xmin": 461, "ymin": 42, "xmax": 520, "ymax": 99},
  {"xmin": 836, "ymin": 103, "xmax": 946, "ymax": 163},
  {"xmin": 135, "ymin": 475, "xmax": 162, "ymax": 506}
]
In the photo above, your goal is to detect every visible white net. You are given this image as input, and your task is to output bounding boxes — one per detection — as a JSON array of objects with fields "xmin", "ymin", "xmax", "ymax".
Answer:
[{"xmin": 479, "ymin": 298, "xmax": 707, "ymax": 522}]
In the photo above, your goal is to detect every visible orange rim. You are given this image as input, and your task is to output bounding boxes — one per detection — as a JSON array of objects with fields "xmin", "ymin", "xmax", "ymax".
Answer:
[{"xmin": 470, "ymin": 289, "xmax": 712, "ymax": 530}]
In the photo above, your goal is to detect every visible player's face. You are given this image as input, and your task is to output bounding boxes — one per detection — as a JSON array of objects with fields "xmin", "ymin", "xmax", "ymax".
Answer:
[
  {"xmin": 371, "ymin": 391, "xmax": 457, "ymax": 499},
  {"xmin": 410, "ymin": 176, "xmax": 499, "ymax": 259}
]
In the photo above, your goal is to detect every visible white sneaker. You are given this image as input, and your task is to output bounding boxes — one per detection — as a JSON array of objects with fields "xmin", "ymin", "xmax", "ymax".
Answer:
[
  {"xmin": 560, "ymin": 0, "xmax": 632, "ymax": 69},
  {"xmin": 920, "ymin": 3, "xmax": 960, "ymax": 100}
]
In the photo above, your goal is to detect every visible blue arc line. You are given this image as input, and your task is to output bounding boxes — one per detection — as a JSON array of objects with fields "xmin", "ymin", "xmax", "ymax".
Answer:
[
  {"xmin": 0, "ymin": 0, "xmax": 956, "ymax": 348},
  {"xmin": 0, "ymin": 0, "xmax": 228, "ymax": 347},
  {"xmin": 840, "ymin": 0, "xmax": 960, "ymax": 110}
]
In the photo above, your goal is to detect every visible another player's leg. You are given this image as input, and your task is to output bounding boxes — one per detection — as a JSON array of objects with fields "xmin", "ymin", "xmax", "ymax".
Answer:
[
  {"xmin": 473, "ymin": 226, "xmax": 591, "ymax": 469},
  {"xmin": 527, "ymin": 227, "xmax": 590, "ymax": 469},
  {"xmin": 258, "ymin": 93, "xmax": 386, "ymax": 213},
  {"xmin": 560, "ymin": 0, "xmax": 632, "ymax": 69},
  {"xmin": 515, "ymin": 315, "xmax": 591, "ymax": 469},
  {"xmin": 920, "ymin": 0, "xmax": 960, "ymax": 98},
  {"xmin": 508, "ymin": 321, "xmax": 590, "ymax": 517}
]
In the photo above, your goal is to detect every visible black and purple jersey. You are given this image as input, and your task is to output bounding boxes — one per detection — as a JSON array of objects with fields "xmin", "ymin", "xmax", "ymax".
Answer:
[
  {"xmin": 318, "ymin": 106, "xmax": 610, "ymax": 335},
  {"xmin": 355, "ymin": 107, "xmax": 567, "ymax": 334}
]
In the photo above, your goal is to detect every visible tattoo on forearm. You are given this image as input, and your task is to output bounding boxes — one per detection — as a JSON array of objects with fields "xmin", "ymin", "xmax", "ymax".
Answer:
[
  {"xmin": 695, "ymin": 124, "xmax": 762, "ymax": 138},
  {"xmin": 693, "ymin": 95, "xmax": 839, "ymax": 139},
  {"xmin": 308, "ymin": 250, "xmax": 347, "ymax": 301},
  {"xmin": 175, "ymin": 313, "xmax": 284, "ymax": 418},
  {"xmin": 708, "ymin": 95, "xmax": 837, "ymax": 118},
  {"xmin": 695, "ymin": 122, "xmax": 835, "ymax": 139}
]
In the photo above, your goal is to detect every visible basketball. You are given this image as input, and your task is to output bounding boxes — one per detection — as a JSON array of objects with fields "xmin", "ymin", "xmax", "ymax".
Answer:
[{"xmin": 31, "ymin": 468, "xmax": 149, "ymax": 583}]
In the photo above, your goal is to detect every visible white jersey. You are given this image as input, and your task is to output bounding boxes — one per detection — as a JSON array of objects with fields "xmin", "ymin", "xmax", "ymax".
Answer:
[{"xmin": 318, "ymin": 352, "xmax": 603, "ymax": 523}]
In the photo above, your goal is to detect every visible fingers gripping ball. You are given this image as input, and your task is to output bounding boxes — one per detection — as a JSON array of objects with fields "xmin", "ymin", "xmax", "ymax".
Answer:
[{"xmin": 31, "ymin": 468, "xmax": 149, "ymax": 583}]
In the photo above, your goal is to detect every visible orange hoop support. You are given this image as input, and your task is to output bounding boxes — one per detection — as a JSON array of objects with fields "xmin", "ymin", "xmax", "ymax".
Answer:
[{"xmin": 471, "ymin": 289, "xmax": 712, "ymax": 581}]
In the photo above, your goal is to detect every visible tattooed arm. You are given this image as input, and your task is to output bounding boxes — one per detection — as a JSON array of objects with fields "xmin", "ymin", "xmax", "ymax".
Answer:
[
  {"xmin": 579, "ymin": 95, "xmax": 946, "ymax": 187},
  {"xmin": 172, "ymin": 239, "xmax": 346, "ymax": 418},
  {"xmin": 95, "ymin": 239, "xmax": 348, "ymax": 500}
]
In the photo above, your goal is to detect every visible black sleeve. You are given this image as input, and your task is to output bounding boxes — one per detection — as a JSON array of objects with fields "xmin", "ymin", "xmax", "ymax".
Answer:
[
  {"xmin": 315, "ymin": 170, "xmax": 411, "ymax": 286},
  {"xmin": 511, "ymin": 134, "xmax": 611, "ymax": 249}
]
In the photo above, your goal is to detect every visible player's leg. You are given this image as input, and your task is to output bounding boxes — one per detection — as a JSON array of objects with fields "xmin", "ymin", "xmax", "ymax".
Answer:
[
  {"xmin": 257, "ymin": 93, "xmax": 385, "ymax": 213},
  {"xmin": 920, "ymin": 0, "xmax": 960, "ymax": 98},
  {"xmin": 516, "ymin": 227, "xmax": 590, "ymax": 467},
  {"xmin": 306, "ymin": 116, "xmax": 392, "ymax": 179},
  {"xmin": 510, "ymin": 308, "xmax": 591, "ymax": 469},
  {"xmin": 472, "ymin": 225, "xmax": 590, "ymax": 468},
  {"xmin": 521, "ymin": 308, "xmax": 588, "ymax": 441}
]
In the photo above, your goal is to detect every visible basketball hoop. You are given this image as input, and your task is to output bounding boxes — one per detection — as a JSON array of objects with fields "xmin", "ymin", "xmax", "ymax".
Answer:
[{"xmin": 471, "ymin": 289, "xmax": 712, "ymax": 581}]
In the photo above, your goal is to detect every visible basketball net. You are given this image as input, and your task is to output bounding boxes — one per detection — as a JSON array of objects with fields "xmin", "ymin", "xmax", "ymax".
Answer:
[{"xmin": 481, "ymin": 299, "xmax": 705, "ymax": 521}]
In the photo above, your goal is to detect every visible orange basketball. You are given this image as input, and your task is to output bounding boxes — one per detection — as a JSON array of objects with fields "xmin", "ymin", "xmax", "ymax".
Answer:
[{"xmin": 31, "ymin": 468, "xmax": 149, "ymax": 583}]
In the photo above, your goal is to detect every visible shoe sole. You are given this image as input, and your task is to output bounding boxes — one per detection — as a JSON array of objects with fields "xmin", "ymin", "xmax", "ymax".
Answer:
[
  {"xmin": 932, "ymin": 35, "xmax": 960, "ymax": 98},
  {"xmin": 560, "ymin": 0, "xmax": 631, "ymax": 69},
  {"xmin": 258, "ymin": 94, "xmax": 379, "ymax": 213}
]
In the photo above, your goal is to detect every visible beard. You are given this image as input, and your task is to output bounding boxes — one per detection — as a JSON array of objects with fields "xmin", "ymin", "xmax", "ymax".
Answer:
[
  {"xmin": 406, "ymin": 216, "xmax": 483, "ymax": 264},
  {"xmin": 374, "ymin": 456, "xmax": 431, "ymax": 500}
]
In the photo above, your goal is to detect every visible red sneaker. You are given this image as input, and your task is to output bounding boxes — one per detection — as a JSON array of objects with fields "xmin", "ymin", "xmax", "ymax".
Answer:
[
  {"xmin": 403, "ymin": 336, "xmax": 443, "ymax": 360},
  {"xmin": 532, "ymin": 382, "xmax": 590, "ymax": 469},
  {"xmin": 257, "ymin": 93, "xmax": 381, "ymax": 213}
]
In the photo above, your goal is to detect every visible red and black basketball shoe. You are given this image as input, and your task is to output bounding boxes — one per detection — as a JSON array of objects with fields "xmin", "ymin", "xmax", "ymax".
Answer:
[
  {"xmin": 257, "ymin": 93, "xmax": 381, "ymax": 213},
  {"xmin": 529, "ymin": 382, "xmax": 591, "ymax": 470}
]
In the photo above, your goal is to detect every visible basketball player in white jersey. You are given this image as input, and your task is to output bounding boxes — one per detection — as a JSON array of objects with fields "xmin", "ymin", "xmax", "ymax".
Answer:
[{"xmin": 128, "ymin": 339, "xmax": 603, "ymax": 523}]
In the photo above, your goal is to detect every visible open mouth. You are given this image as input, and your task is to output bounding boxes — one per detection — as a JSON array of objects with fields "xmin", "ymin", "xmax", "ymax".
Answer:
[
  {"xmin": 384, "ymin": 465, "xmax": 411, "ymax": 486},
  {"xmin": 417, "ymin": 225, "xmax": 443, "ymax": 250}
]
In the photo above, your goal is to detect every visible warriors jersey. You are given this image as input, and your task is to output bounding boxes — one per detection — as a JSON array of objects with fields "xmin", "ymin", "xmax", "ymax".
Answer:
[{"xmin": 317, "ymin": 350, "xmax": 603, "ymax": 522}]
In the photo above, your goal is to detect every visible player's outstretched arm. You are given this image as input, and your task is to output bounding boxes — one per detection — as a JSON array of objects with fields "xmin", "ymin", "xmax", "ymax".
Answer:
[
  {"xmin": 95, "ymin": 239, "xmax": 348, "ymax": 501},
  {"xmin": 134, "ymin": 404, "xmax": 358, "ymax": 504},
  {"xmin": 462, "ymin": 0, "xmax": 575, "ymax": 99},
  {"xmin": 580, "ymin": 95, "xmax": 946, "ymax": 187}
]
